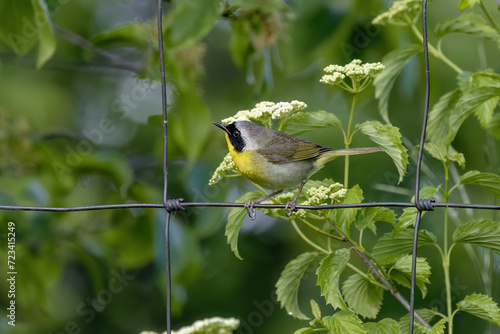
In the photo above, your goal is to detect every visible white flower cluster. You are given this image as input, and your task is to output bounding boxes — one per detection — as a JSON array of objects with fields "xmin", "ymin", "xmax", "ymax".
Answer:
[
  {"xmin": 295, "ymin": 183, "xmax": 346, "ymax": 218},
  {"xmin": 221, "ymin": 100, "xmax": 307, "ymax": 124},
  {"xmin": 209, "ymin": 153, "xmax": 237, "ymax": 185},
  {"xmin": 320, "ymin": 59, "xmax": 385, "ymax": 85},
  {"xmin": 372, "ymin": 0, "xmax": 421, "ymax": 26},
  {"xmin": 141, "ymin": 317, "xmax": 240, "ymax": 334}
]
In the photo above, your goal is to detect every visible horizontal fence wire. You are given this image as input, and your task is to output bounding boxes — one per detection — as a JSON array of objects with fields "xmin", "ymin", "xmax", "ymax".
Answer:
[
  {"xmin": 1, "ymin": 0, "xmax": 499, "ymax": 333},
  {"xmin": 1, "ymin": 202, "xmax": 500, "ymax": 212}
]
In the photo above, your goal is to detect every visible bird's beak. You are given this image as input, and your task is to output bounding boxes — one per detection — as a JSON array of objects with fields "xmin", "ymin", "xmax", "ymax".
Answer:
[{"xmin": 212, "ymin": 122, "xmax": 229, "ymax": 134}]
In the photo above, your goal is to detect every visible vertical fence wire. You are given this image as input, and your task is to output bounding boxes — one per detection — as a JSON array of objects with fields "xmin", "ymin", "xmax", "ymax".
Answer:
[
  {"xmin": 156, "ymin": 0, "xmax": 171, "ymax": 333},
  {"xmin": 410, "ymin": 0, "xmax": 431, "ymax": 333}
]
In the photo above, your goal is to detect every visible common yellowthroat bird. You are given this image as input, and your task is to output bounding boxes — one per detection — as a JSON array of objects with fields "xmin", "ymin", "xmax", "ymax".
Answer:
[{"xmin": 213, "ymin": 121, "xmax": 382, "ymax": 219}]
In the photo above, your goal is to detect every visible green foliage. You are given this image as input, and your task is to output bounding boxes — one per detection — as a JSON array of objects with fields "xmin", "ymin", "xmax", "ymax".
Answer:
[
  {"xmin": 373, "ymin": 44, "xmax": 422, "ymax": 124},
  {"xmin": 322, "ymin": 310, "xmax": 367, "ymax": 334},
  {"xmin": 458, "ymin": 170, "xmax": 500, "ymax": 197},
  {"xmin": 356, "ymin": 121, "xmax": 409, "ymax": 183},
  {"xmin": 275, "ymin": 252, "xmax": 319, "ymax": 320},
  {"xmin": 342, "ymin": 273, "xmax": 384, "ymax": 319},
  {"xmin": 316, "ymin": 249, "xmax": 350, "ymax": 310},
  {"xmin": 453, "ymin": 218, "xmax": 500, "ymax": 253},
  {"xmin": 364, "ymin": 318, "xmax": 401, "ymax": 334},
  {"xmin": 389, "ymin": 256, "xmax": 431, "ymax": 298},
  {"xmin": 372, "ymin": 229, "xmax": 436, "ymax": 264},
  {"xmin": 281, "ymin": 110, "xmax": 342, "ymax": 136},
  {"xmin": 225, "ymin": 191, "xmax": 263, "ymax": 260},
  {"xmin": 456, "ymin": 294, "xmax": 500, "ymax": 326}
]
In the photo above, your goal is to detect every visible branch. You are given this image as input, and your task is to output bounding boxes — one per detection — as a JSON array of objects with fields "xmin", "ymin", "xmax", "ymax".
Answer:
[
  {"xmin": 328, "ymin": 222, "xmax": 432, "ymax": 330},
  {"xmin": 53, "ymin": 25, "xmax": 145, "ymax": 73}
]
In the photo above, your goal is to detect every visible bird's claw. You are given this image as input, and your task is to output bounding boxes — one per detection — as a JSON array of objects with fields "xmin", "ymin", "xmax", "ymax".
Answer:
[
  {"xmin": 244, "ymin": 200, "xmax": 257, "ymax": 221},
  {"xmin": 285, "ymin": 200, "xmax": 298, "ymax": 217}
]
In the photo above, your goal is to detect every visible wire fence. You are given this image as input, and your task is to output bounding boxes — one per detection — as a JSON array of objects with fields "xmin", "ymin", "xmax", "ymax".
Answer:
[{"xmin": 1, "ymin": 0, "xmax": 500, "ymax": 334}]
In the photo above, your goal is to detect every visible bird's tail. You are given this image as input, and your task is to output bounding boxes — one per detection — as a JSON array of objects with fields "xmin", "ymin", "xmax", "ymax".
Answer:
[{"xmin": 316, "ymin": 147, "xmax": 383, "ymax": 166}]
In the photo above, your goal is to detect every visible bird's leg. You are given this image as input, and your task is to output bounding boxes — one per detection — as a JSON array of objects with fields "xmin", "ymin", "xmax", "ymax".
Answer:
[
  {"xmin": 286, "ymin": 180, "xmax": 307, "ymax": 217},
  {"xmin": 244, "ymin": 189, "xmax": 284, "ymax": 221}
]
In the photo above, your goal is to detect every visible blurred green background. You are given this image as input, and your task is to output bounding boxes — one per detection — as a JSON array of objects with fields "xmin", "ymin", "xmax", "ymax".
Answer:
[{"xmin": 0, "ymin": 0, "xmax": 499, "ymax": 333}]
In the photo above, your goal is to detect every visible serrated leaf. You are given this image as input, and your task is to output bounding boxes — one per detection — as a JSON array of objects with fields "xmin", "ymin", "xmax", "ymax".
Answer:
[
  {"xmin": 373, "ymin": 44, "xmax": 422, "ymax": 123},
  {"xmin": 281, "ymin": 110, "xmax": 342, "ymax": 136},
  {"xmin": 342, "ymin": 273, "xmax": 383, "ymax": 319},
  {"xmin": 310, "ymin": 299, "xmax": 322, "ymax": 320},
  {"xmin": 399, "ymin": 308, "xmax": 438, "ymax": 334},
  {"xmin": 316, "ymin": 248, "xmax": 350, "ymax": 310},
  {"xmin": 422, "ymin": 318, "xmax": 447, "ymax": 334},
  {"xmin": 447, "ymin": 86, "xmax": 500, "ymax": 145},
  {"xmin": 453, "ymin": 218, "xmax": 500, "ymax": 253},
  {"xmin": 323, "ymin": 311, "xmax": 367, "ymax": 334},
  {"xmin": 225, "ymin": 191, "xmax": 263, "ymax": 260},
  {"xmin": 165, "ymin": 0, "xmax": 220, "ymax": 50},
  {"xmin": 459, "ymin": 170, "xmax": 500, "ymax": 197},
  {"xmin": 427, "ymin": 90, "xmax": 462, "ymax": 147},
  {"xmin": 357, "ymin": 121, "xmax": 409, "ymax": 183},
  {"xmin": 356, "ymin": 207, "xmax": 397, "ymax": 233},
  {"xmin": 457, "ymin": 293, "xmax": 500, "ymax": 326},
  {"xmin": 365, "ymin": 318, "xmax": 402, "ymax": 334},
  {"xmin": 276, "ymin": 252, "xmax": 319, "ymax": 320},
  {"xmin": 424, "ymin": 143, "xmax": 465, "ymax": 168},
  {"xmin": 390, "ymin": 255, "xmax": 431, "ymax": 298},
  {"xmin": 332, "ymin": 185, "xmax": 364, "ymax": 236},
  {"xmin": 396, "ymin": 207, "xmax": 419, "ymax": 231},
  {"xmin": 372, "ymin": 229, "xmax": 437, "ymax": 264},
  {"xmin": 435, "ymin": 13, "xmax": 500, "ymax": 40},
  {"xmin": 469, "ymin": 71, "xmax": 500, "ymax": 127}
]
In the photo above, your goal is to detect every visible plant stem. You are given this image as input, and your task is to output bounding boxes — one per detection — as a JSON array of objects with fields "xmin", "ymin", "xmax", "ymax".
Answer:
[
  {"xmin": 298, "ymin": 217, "xmax": 343, "ymax": 241},
  {"xmin": 346, "ymin": 263, "xmax": 387, "ymax": 290},
  {"xmin": 344, "ymin": 94, "xmax": 357, "ymax": 188},
  {"xmin": 443, "ymin": 162, "xmax": 453, "ymax": 334},
  {"xmin": 291, "ymin": 219, "xmax": 329, "ymax": 253},
  {"xmin": 410, "ymin": 24, "xmax": 463, "ymax": 74}
]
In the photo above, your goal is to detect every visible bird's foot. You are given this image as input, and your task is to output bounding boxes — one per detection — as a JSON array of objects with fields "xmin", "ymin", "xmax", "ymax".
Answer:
[
  {"xmin": 244, "ymin": 200, "xmax": 257, "ymax": 221},
  {"xmin": 285, "ymin": 199, "xmax": 298, "ymax": 217}
]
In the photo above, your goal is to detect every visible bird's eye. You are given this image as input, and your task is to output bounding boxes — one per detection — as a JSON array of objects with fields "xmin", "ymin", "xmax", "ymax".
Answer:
[{"xmin": 233, "ymin": 130, "xmax": 240, "ymax": 137}]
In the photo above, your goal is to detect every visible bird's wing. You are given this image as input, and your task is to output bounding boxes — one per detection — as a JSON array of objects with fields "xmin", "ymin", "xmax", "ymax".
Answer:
[{"xmin": 257, "ymin": 134, "xmax": 331, "ymax": 163}]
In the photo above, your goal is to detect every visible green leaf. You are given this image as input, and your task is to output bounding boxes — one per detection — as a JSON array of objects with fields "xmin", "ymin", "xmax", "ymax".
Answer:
[
  {"xmin": 399, "ymin": 308, "xmax": 438, "ymax": 334},
  {"xmin": 332, "ymin": 185, "xmax": 364, "ymax": 236},
  {"xmin": 310, "ymin": 299, "xmax": 322, "ymax": 320},
  {"xmin": 0, "ymin": 0, "xmax": 56, "ymax": 68},
  {"xmin": 357, "ymin": 121, "xmax": 409, "ymax": 184},
  {"xmin": 323, "ymin": 311, "xmax": 367, "ymax": 334},
  {"xmin": 342, "ymin": 273, "xmax": 384, "ymax": 319},
  {"xmin": 435, "ymin": 13, "xmax": 500, "ymax": 40},
  {"xmin": 422, "ymin": 318, "xmax": 447, "ymax": 334},
  {"xmin": 281, "ymin": 110, "xmax": 342, "ymax": 136},
  {"xmin": 91, "ymin": 22, "xmax": 152, "ymax": 50},
  {"xmin": 225, "ymin": 191, "xmax": 263, "ymax": 260},
  {"xmin": 372, "ymin": 229, "xmax": 437, "ymax": 264},
  {"xmin": 165, "ymin": 0, "xmax": 220, "ymax": 50},
  {"xmin": 459, "ymin": 170, "xmax": 500, "ymax": 197},
  {"xmin": 293, "ymin": 328, "xmax": 314, "ymax": 334},
  {"xmin": 356, "ymin": 207, "xmax": 397, "ymax": 233},
  {"xmin": 427, "ymin": 90, "xmax": 462, "ymax": 147},
  {"xmin": 390, "ymin": 255, "xmax": 431, "ymax": 298},
  {"xmin": 373, "ymin": 44, "xmax": 422, "ymax": 124},
  {"xmin": 424, "ymin": 143, "xmax": 465, "ymax": 168},
  {"xmin": 457, "ymin": 293, "xmax": 500, "ymax": 326},
  {"xmin": 487, "ymin": 113, "xmax": 500, "ymax": 139},
  {"xmin": 459, "ymin": 0, "xmax": 480, "ymax": 10},
  {"xmin": 365, "ymin": 318, "xmax": 402, "ymax": 334},
  {"xmin": 316, "ymin": 248, "xmax": 350, "ymax": 310},
  {"xmin": 276, "ymin": 252, "xmax": 318, "ymax": 320},
  {"xmin": 228, "ymin": 0, "xmax": 286, "ymax": 11},
  {"xmin": 453, "ymin": 218, "xmax": 500, "ymax": 253},
  {"xmin": 469, "ymin": 71, "xmax": 500, "ymax": 127},
  {"xmin": 447, "ymin": 86, "xmax": 500, "ymax": 145}
]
